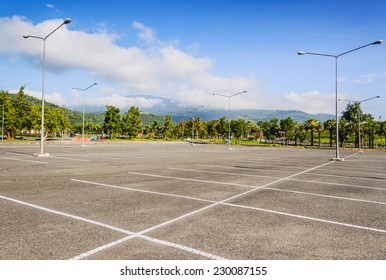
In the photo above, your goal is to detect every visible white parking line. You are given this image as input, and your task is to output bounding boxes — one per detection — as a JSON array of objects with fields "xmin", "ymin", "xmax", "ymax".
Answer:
[
  {"xmin": 127, "ymin": 156, "xmax": 386, "ymax": 238},
  {"xmin": 70, "ymin": 162, "xmax": 337, "ymax": 259},
  {"xmin": 49, "ymin": 156, "xmax": 91, "ymax": 162},
  {"xmin": 263, "ymin": 187, "xmax": 386, "ymax": 206},
  {"xmin": 0, "ymin": 194, "xmax": 133, "ymax": 234},
  {"xmin": 6, "ymin": 150, "xmax": 385, "ymax": 260},
  {"xmin": 158, "ymin": 168, "xmax": 386, "ymax": 205},
  {"xmin": 223, "ymin": 202, "xmax": 386, "ymax": 234},
  {"xmin": 170, "ymin": 167, "xmax": 386, "ymax": 192},
  {"xmin": 71, "ymin": 234, "xmax": 225, "ymax": 260},
  {"xmin": 198, "ymin": 163, "xmax": 386, "ymax": 182},
  {"xmin": 71, "ymin": 179, "xmax": 214, "ymax": 203},
  {"xmin": 305, "ymin": 172, "xmax": 386, "ymax": 181},
  {"xmin": 51, "ymin": 153, "xmax": 123, "ymax": 160},
  {"xmin": 0, "ymin": 156, "xmax": 48, "ymax": 164},
  {"xmin": 169, "ymin": 167, "xmax": 280, "ymax": 180},
  {"xmin": 127, "ymin": 171, "xmax": 255, "ymax": 189},
  {"xmin": 0, "ymin": 194, "xmax": 224, "ymax": 260},
  {"xmin": 197, "ymin": 163, "xmax": 294, "ymax": 174}
]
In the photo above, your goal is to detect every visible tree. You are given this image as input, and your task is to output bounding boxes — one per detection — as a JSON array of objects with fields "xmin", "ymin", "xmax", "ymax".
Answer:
[
  {"xmin": 341, "ymin": 102, "xmax": 361, "ymax": 148},
  {"xmin": 103, "ymin": 105, "xmax": 121, "ymax": 138},
  {"xmin": 258, "ymin": 120, "xmax": 269, "ymax": 143},
  {"xmin": 280, "ymin": 117, "xmax": 295, "ymax": 145},
  {"xmin": 123, "ymin": 106, "xmax": 141, "ymax": 139},
  {"xmin": 14, "ymin": 86, "xmax": 31, "ymax": 134},
  {"xmin": 193, "ymin": 117, "xmax": 202, "ymax": 139},
  {"xmin": 293, "ymin": 122, "xmax": 307, "ymax": 146},
  {"xmin": 231, "ymin": 118, "xmax": 247, "ymax": 144},
  {"xmin": 378, "ymin": 121, "xmax": 386, "ymax": 147},
  {"xmin": 245, "ymin": 120, "xmax": 255, "ymax": 139},
  {"xmin": 268, "ymin": 118, "xmax": 280, "ymax": 141},
  {"xmin": 323, "ymin": 119, "xmax": 336, "ymax": 147},
  {"xmin": 217, "ymin": 117, "xmax": 228, "ymax": 140},
  {"xmin": 1, "ymin": 92, "xmax": 17, "ymax": 140},
  {"xmin": 296, "ymin": 123, "xmax": 308, "ymax": 146},
  {"xmin": 177, "ymin": 119, "xmax": 186, "ymax": 139},
  {"xmin": 304, "ymin": 118, "xmax": 321, "ymax": 146},
  {"xmin": 338, "ymin": 118, "xmax": 349, "ymax": 147},
  {"xmin": 150, "ymin": 120, "xmax": 159, "ymax": 138},
  {"xmin": 258, "ymin": 118, "xmax": 280, "ymax": 143},
  {"xmin": 206, "ymin": 120, "xmax": 218, "ymax": 140},
  {"xmin": 163, "ymin": 115, "xmax": 173, "ymax": 139},
  {"xmin": 362, "ymin": 114, "xmax": 377, "ymax": 149}
]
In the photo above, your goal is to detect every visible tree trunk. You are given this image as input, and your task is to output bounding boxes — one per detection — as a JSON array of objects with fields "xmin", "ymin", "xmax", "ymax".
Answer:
[
  {"xmin": 7, "ymin": 131, "xmax": 14, "ymax": 140},
  {"xmin": 318, "ymin": 131, "xmax": 321, "ymax": 147},
  {"xmin": 310, "ymin": 131, "xmax": 314, "ymax": 146}
]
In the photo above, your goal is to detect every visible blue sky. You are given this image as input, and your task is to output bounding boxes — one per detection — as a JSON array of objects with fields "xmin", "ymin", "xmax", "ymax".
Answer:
[{"xmin": 1, "ymin": 0, "xmax": 385, "ymax": 119}]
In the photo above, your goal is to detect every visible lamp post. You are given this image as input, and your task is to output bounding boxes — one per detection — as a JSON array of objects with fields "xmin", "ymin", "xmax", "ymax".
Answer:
[
  {"xmin": 190, "ymin": 105, "xmax": 204, "ymax": 145},
  {"xmin": 213, "ymin": 91, "xmax": 247, "ymax": 149},
  {"xmin": 339, "ymin": 96, "xmax": 380, "ymax": 153},
  {"xmin": 298, "ymin": 40, "xmax": 382, "ymax": 161},
  {"xmin": 23, "ymin": 18, "xmax": 71, "ymax": 157},
  {"xmin": 72, "ymin": 83, "xmax": 98, "ymax": 147}
]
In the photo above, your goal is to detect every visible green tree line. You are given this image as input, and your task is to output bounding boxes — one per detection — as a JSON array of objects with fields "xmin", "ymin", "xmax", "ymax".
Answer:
[{"xmin": 1, "ymin": 87, "xmax": 385, "ymax": 148}]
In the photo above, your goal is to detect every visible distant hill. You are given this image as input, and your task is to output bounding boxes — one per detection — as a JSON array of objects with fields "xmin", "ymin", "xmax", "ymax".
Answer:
[
  {"xmin": 21, "ymin": 93, "xmax": 334, "ymax": 125},
  {"xmin": 168, "ymin": 109, "xmax": 333, "ymax": 123}
]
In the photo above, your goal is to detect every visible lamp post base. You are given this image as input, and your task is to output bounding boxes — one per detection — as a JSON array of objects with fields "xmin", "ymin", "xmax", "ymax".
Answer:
[
  {"xmin": 331, "ymin": 157, "xmax": 344, "ymax": 161},
  {"xmin": 34, "ymin": 153, "xmax": 50, "ymax": 157}
]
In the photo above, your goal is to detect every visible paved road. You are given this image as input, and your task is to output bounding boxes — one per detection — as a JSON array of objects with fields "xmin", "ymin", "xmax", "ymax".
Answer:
[{"xmin": 1, "ymin": 141, "xmax": 385, "ymax": 259}]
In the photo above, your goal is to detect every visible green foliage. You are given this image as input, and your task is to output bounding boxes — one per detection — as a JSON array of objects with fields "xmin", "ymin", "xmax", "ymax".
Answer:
[
  {"xmin": 323, "ymin": 118, "xmax": 336, "ymax": 147},
  {"xmin": 1, "ymin": 87, "xmax": 385, "ymax": 149},
  {"xmin": 303, "ymin": 118, "xmax": 322, "ymax": 146},
  {"xmin": 163, "ymin": 115, "xmax": 173, "ymax": 139},
  {"xmin": 103, "ymin": 105, "xmax": 121, "ymax": 138},
  {"xmin": 123, "ymin": 106, "xmax": 142, "ymax": 138}
]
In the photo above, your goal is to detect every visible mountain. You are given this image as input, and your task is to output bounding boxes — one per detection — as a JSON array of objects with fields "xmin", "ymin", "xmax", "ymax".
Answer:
[
  {"xmin": 155, "ymin": 109, "xmax": 333, "ymax": 123},
  {"xmin": 21, "ymin": 93, "xmax": 334, "ymax": 124},
  {"xmin": 78, "ymin": 106, "xmax": 333, "ymax": 124}
]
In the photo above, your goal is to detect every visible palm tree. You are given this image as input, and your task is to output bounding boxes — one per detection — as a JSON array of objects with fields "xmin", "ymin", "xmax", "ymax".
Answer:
[
  {"xmin": 304, "ymin": 118, "xmax": 321, "ymax": 146},
  {"xmin": 323, "ymin": 119, "xmax": 335, "ymax": 147}
]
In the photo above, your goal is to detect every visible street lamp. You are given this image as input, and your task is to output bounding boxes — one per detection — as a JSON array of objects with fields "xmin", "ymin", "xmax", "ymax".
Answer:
[
  {"xmin": 213, "ymin": 91, "xmax": 247, "ymax": 149},
  {"xmin": 298, "ymin": 40, "xmax": 382, "ymax": 161},
  {"xmin": 23, "ymin": 18, "xmax": 71, "ymax": 157},
  {"xmin": 72, "ymin": 83, "xmax": 98, "ymax": 147},
  {"xmin": 339, "ymin": 96, "xmax": 380, "ymax": 152},
  {"xmin": 190, "ymin": 105, "xmax": 204, "ymax": 145}
]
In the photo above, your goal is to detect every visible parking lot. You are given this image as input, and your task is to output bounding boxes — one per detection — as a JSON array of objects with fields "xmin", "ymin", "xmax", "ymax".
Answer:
[{"xmin": 1, "ymin": 141, "xmax": 385, "ymax": 260}]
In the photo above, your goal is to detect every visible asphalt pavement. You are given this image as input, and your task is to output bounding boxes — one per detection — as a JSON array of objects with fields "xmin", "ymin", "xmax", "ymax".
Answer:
[{"xmin": 1, "ymin": 141, "xmax": 385, "ymax": 259}]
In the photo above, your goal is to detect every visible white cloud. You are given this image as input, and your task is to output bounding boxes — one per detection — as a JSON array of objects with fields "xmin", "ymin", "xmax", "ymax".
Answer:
[
  {"xmin": 351, "ymin": 72, "xmax": 386, "ymax": 85},
  {"xmin": 132, "ymin": 21, "xmax": 158, "ymax": 45},
  {"xmin": 14, "ymin": 88, "xmax": 67, "ymax": 106},
  {"xmin": 0, "ymin": 16, "xmax": 269, "ymax": 111},
  {"xmin": 284, "ymin": 91, "xmax": 335, "ymax": 114},
  {"xmin": 69, "ymin": 92, "xmax": 163, "ymax": 109}
]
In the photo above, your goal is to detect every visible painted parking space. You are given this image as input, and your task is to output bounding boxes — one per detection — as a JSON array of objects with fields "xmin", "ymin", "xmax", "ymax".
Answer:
[{"xmin": 1, "ymin": 142, "xmax": 385, "ymax": 259}]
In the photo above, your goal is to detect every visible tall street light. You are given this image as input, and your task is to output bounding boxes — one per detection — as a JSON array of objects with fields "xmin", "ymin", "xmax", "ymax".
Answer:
[
  {"xmin": 339, "ymin": 95, "xmax": 380, "ymax": 153},
  {"xmin": 298, "ymin": 40, "xmax": 382, "ymax": 161},
  {"xmin": 23, "ymin": 18, "xmax": 71, "ymax": 157},
  {"xmin": 213, "ymin": 91, "xmax": 247, "ymax": 149},
  {"xmin": 72, "ymin": 83, "xmax": 98, "ymax": 147},
  {"xmin": 190, "ymin": 105, "xmax": 204, "ymax": 145}
]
